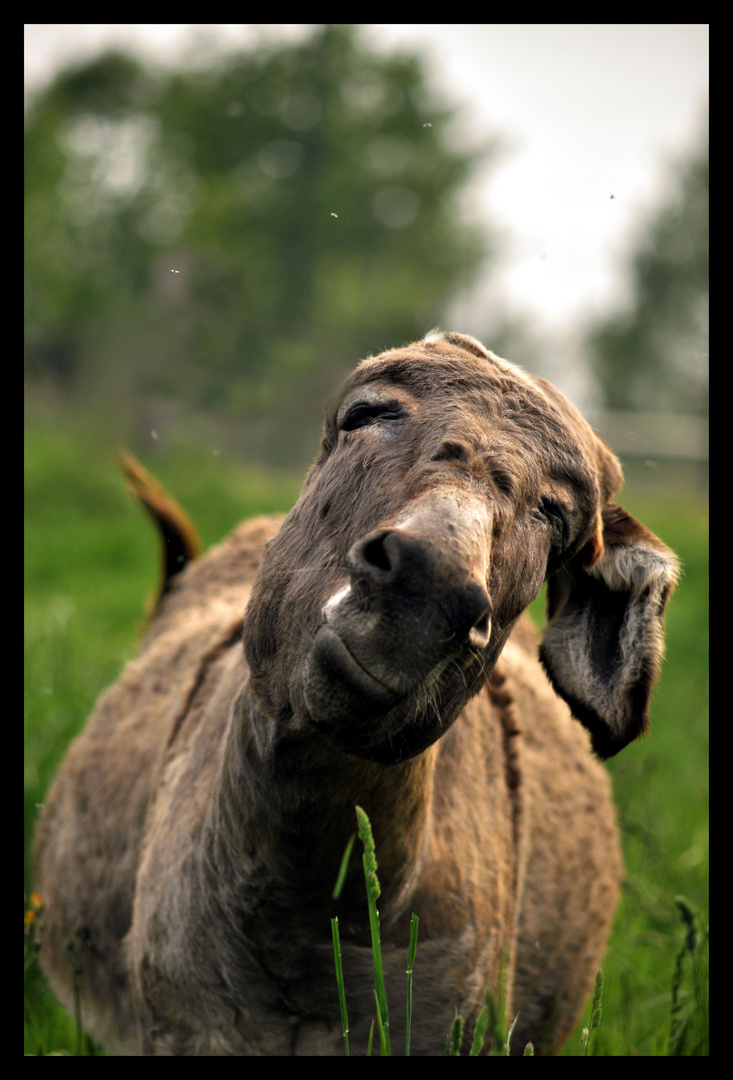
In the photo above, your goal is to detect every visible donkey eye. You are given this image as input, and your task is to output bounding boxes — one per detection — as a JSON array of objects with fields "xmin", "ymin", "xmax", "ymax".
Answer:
[
  {"xmin": 340, "ymin": 402, "xmax": 406, "ymax": 432},
  {"xmin": 536, "ymin": 494, "xmax": 570, "ymax": 549}
]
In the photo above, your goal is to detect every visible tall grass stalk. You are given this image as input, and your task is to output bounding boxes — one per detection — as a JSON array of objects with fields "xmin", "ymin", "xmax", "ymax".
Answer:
[
  {"xmin": 581, "ymin": 969, "xmax": 604, "ymax": 1055},
  {"xmin": 355, "ymin": 805, "xmax": 391, "ymax": 1055},
  {"xmin": 469, "ymin": 1004, "xmax": 490, "ymax": 1055},
  {"xmin": 405, "ymin": 913, "xmax": 419, "ymax": 1055},
  {"xmin": 332, "ymin": 809, "xmax": 422, "ymax": 1055},
  {"xmin": 447, "ymin": 1011, "xmax": 463, "ymax": 1055}
]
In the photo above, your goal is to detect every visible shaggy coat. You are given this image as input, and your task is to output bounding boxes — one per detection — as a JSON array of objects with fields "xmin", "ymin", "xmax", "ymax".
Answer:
[{"xmin": 34, "ymin": 332, "xmax": 678, "ymax": 1055}]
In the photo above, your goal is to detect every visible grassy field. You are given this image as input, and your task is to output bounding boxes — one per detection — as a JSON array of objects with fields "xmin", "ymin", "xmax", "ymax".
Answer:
[{"xmin": 24, "ymin": 424, "xmax": 708, "ymax": 1056}]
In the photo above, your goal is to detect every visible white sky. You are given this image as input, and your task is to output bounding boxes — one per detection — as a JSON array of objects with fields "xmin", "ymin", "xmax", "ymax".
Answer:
[{"xmin": 24, "ymin": 24, "xmax": 708, "ymax": 358}]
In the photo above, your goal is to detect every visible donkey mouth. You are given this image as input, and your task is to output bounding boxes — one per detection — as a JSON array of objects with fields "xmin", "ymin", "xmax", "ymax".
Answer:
[{"xmin": 303, "ymin": 624, "xmax": 402, "ymax": 730}]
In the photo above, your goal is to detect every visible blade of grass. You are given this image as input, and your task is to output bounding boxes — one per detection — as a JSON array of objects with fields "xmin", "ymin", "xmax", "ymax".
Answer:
[
  {"xmin": 505, "ymin": 1011, "xmax": 520, "ymax": 1055},
  {"xmin": 332, "ymin": 833, "xmax": 356, "ymax": 900},
  {"xmin": 356, "ymin": 806, "xmax": 391, "ymax": 1055},
  {"xmin": 405, "ymin": 913, "xmax": 419, "ymax": 1056},
  {"xmin": 331, "ymin": 917, "xmax": 349, "ymax": 1055},
  {"xmin": 374, "ymin": 989, "xmax": 388, "ymax": 1055}
]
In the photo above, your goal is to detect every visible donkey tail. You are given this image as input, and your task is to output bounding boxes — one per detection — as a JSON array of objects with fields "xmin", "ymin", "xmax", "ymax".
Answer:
[{"xmin": 119, "ymin": 450, "xmax": 203, "ymax": 614}]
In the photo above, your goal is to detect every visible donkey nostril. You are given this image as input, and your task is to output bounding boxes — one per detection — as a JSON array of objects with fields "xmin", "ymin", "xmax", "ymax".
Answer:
[
  {"xmin": 463, "ymin": 584, "xmax": 492, "ymax": 648},
  {"xmin": 468, "ymin": 609, "xmax": 492, "ymax": 648},
  {"xmin": 359, "ymin": 531, "xmax": 395, "ymax": 574}
]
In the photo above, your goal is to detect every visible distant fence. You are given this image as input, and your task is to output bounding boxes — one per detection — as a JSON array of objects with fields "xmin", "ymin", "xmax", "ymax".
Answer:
[{"xmin": 588, "ymin": 411, "xmax": 708, "ymax": 463}]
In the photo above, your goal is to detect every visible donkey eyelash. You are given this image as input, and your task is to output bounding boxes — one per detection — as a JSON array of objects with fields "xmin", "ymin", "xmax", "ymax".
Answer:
[{"xmin": 340, "ymin": 402, "xmax": 406, "ymax": 432}]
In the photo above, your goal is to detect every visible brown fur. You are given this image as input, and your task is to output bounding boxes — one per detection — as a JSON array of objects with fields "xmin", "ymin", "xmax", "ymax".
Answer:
[{"xmin": 33, "ymin": 333, "xmax": 678, "ymax": 1055}]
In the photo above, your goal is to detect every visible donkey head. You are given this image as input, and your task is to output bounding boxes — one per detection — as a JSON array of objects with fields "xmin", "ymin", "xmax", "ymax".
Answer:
[{"xmin": 244, "ymin": 332, "xmax": 678, "ymax": 763}]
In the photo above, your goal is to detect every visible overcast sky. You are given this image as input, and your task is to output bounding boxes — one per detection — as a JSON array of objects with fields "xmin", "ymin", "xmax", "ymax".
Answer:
[{"xmin": 25, "ymin": 24, "xmax": 708, "ymax": 354}]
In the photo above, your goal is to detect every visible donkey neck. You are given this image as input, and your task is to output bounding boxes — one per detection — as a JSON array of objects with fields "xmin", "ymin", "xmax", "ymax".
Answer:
[{"xmin": 216, "ymin": 686, "xmax": 438, "ymax": 923}]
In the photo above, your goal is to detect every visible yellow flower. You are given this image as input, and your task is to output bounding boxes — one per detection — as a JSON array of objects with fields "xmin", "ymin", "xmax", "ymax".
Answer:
[{"xmin": 24, "ymin": 893, "xmax": 44, "ymax": 929}]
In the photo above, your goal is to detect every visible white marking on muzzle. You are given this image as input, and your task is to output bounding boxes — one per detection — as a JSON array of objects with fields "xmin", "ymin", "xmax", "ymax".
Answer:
[{"xmin": 323, "ymin": 583, "xmax": 352, "ymax": 618}]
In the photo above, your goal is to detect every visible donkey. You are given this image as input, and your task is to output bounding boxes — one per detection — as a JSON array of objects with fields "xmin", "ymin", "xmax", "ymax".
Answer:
[{"xmin": 33, "ymin": 332, "xmax": 678, "ymax": 1055}]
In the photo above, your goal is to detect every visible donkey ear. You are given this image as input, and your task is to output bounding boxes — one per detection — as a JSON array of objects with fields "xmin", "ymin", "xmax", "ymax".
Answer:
[{"xmin": 539, "ymin": 503, "xmax": 679, "ymax": 758}]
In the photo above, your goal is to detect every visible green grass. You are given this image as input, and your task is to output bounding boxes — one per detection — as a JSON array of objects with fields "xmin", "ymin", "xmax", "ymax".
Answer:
[
  {"xmin": 24, "ymin": 424, "xmax": 708, "ymax": 1055},
  {"xmin": 580, "ymin": 491, "xmax": 709, "ymax": 1057}
]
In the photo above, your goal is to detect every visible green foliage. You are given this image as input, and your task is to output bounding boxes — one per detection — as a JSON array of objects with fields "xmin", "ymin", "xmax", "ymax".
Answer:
[
  {"xmin": 560, "ymin": 491, "xmax": 708, "ymax": 1056},
  {"xmin": 25, "ymin": 26, "xmax": 497, "ymax": 463},
  {"xmin": 668, "ymin": 897, "xmax": 708, "ymax": 1055},
  {"xmin": 587, "ymin": 123, "xmax": 708, "ymax": 415},
  {"xmin": 23, "ymin": 426, "xmax": 301, "ymax": 884}
]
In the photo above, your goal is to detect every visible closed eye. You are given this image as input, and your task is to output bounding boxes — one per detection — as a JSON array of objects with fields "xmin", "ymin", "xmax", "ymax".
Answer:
[
  {"xmin": 534, "ymin": 494, "xmax": 570, "ymax": 550},
  {"xmin": 340, "ymin": 402, "xmax": 407, "ymax": 432}
]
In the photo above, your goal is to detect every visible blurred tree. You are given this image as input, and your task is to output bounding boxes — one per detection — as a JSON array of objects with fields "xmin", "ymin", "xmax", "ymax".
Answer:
[
  {"xmin": 586, "ymin": 123, "xmax": 708, "ymax": 416},
  {"xmin": 25, "ymin": 26, "xmax": 500, "ymax": 461}
]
